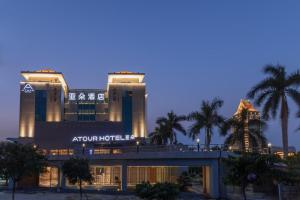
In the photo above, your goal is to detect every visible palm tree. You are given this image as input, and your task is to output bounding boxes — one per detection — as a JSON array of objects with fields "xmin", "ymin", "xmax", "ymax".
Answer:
[
  {"xmin": 149, "ymin": 122, "xmax": 168, "ymax": 145},
  {"xmin": 221, "ymin": 108, "xmax": 268, "ymax": 152},
  {"xmin": 247, "ymin": 65, "xmax": 300, "ymax": 158},
  {"xmin": 155, "ymin": 111, "xmax": 186, "ymax": 144},
  {"xmin": 188, "ymin": 98, "xmax": 225, "ymax": 149}
]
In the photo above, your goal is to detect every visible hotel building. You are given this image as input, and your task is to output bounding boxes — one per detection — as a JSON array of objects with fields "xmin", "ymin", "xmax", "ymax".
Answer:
[
  {"xmin": 19, "ymin": 70, "xmax": 146, "ymax": 139},
  {"xmin": 17, "ymin": 69, "xmax": 184, "ymax": 191},
  {"xmin": 13, "ymin": 69, "xmax": 228, "ymax": 198}
]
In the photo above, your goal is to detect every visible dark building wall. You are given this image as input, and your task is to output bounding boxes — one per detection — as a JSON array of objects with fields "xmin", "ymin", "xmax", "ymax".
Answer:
[{"xmin": 34, "ymin": 121, "xmax": 124, "ymax": 149}]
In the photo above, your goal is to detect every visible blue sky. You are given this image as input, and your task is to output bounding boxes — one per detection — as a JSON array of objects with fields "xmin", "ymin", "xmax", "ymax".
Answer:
[{"xmin": 1, "ymin": 0, "xmax": 300, "ymax": 149}]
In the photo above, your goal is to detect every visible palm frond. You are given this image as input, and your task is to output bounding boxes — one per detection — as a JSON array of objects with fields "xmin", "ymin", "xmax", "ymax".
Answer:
[
  {"xmin": 211, "ymin": 97, "xmax": 224, "ymax": 110},
  {"xmin": 286, "ymin": 70, "xmax": 300, "ymax": 87},
  {"xmin": 261, "ymin": 93, "xmax": 278, "ymax": 120},
  {"xmin": 247, "ymin": 78, "xmax": 276, "ymax": 99},
  {"xmin": 254, "ymin": 90, "xmax": 273, "ymax": 106},
  {"xmin": 263, "ymin": 65, "xmax": 285, "ymax": 77},
  {"xmin": 287, "ymin": 88, "xmax": 300, "ymax": 107},
  {"xmin": 173, "ymin": 123, "xmax": 186, "ymax": 135}
]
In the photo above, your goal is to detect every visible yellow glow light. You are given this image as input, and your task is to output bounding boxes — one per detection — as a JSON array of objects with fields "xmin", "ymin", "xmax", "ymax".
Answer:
[
  {"xmin": 21, "ymin": 71, "xmax": 68, "ymax": 96},
  {"xmin": 108, "ymin": 73, "xmax": 145, "ymax": 83}
]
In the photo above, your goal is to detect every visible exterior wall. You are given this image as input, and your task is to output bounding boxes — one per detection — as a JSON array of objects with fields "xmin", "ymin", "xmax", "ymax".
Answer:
[
  {"xmin": 46, "ymin": 84, "xmax": 62, "ymax": 122},
  {"xmin": 132, "ymin": 85, "xmax": 146, "ymax": 137},
  {"xmin": 108, "ymin": 84, "xmax": 146, "ymax": 138},
  {"xmin": 95, "ymin": 103, "xmax": 109, "ymax": 121},
  {"xmin": 19, "ymin": 83, "xmax": 35, "ymax": 137},
  {"xmin": 19, "ymin": 82, "xmax": 63, "ymax": 138},
  {"xmin": 108, "ymin": 85, "xmax": 123, "ymax": 122}
]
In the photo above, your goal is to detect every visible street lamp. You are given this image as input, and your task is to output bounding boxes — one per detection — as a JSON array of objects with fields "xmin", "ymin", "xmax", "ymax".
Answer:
[
  {"xmin": 136, "ymin": 140, "xmax": 140, "ymax": 153},
  {"xmin": 268, "ymin": 142, "xmax": 272, "ymax": 155},
  {"xmin": 196, "ymin": 138, "xmax": 200, "ymax": 152},
  {"xmin": 82, "ymin": 143, "xmax": 86, "ymax": 155}
]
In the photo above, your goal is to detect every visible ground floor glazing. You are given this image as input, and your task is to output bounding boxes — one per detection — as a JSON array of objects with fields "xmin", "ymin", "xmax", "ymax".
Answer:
[{"xmin": 39, "ymin": 166, "xmax": 183, "ymax": 190}]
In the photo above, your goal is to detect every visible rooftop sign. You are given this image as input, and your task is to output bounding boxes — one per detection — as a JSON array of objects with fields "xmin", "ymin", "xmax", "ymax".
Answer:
[{"xmin": 68, "ymin": 91, "xmax": 105, "ymax": 101}]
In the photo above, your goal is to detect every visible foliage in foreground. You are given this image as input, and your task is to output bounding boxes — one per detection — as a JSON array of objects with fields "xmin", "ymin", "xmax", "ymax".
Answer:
[
  {"xmin": 0, "ymin": 142, "xmax": 46, "ymax": 200},
  {"xmin": 224, "ymin": 153, "xmax": 300, "ymax": 200},
  {"xmin": 62, "ymin": 157, "xmax": 93, "ymax": 200},
  {"xmin": 247, "ymin": 65, "xmax": 300, "ymax": 158},
  {"xmin": 135, "ymin": 182, "xmax": 180, "ymax": 200},
  {"xmin": 177, "ymin": 171, "xmax": 192, "ymax": 191},
  {"xmin": 221, "ymin": 107, "xmax": 268, "ymax": 152}
]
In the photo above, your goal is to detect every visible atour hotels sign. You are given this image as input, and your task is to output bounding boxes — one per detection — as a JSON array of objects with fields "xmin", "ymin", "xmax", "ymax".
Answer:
[{"xmin": 72, "ymin": 134, "xmax": 135, "ymax": 143}]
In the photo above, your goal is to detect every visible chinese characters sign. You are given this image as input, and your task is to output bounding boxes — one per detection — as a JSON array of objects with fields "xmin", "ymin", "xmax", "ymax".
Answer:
[{"xmin": 68, "ymin": 91, "xmax": 105, "ymax": 101}]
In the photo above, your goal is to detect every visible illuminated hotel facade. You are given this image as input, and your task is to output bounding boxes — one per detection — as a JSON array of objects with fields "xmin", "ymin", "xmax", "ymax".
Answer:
[
  {"xmin": 17, "ymin": 69, "xmax": 186, "ymax": 192},
  {"xmin": 19, "ymin": 70, "xmax": 147, "ymax": 139},
  {"xmin": 14, "ymin": 69, "xmax": 228, "ymax": 198}
]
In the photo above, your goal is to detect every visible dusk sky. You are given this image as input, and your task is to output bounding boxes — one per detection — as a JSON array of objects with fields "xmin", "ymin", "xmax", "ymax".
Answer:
[{"xmin": 1, "ymin": 1, "xmax": 300, "ymax": 149}]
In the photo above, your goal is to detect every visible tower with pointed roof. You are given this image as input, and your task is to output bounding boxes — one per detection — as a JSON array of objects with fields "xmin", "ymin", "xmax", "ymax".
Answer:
[{"xmin": 233, "ymin": 99, "xmax": 261, "ymax": 151}]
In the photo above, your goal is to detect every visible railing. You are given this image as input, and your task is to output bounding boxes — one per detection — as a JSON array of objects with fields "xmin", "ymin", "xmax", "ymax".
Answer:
[
  {"xmin": 44, "ymin": 144, "xmax": 272, "ymax": 157},
  {"xmin": 45, "ymin": 144, "xmax": 228, "ymax": 157}
]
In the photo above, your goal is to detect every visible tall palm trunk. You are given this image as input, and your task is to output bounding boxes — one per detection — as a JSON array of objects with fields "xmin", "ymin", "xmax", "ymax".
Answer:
[
  {"xmin": 241, "ymin": 182, "xmax": 247, "ymax": 200},
  {"xmin": 205, "ymin": 128, "xmax": 211, "ymax": 149},
  {"xmin": 79, "ymin": 179, "xmax": 83, "ymax": 200},
  {"xmin": 281, "ymin": 96, "xmax": 289, "ymax": 158},
  {"xmin": 12, "ymin": 179, "xmax": 16, "ymax": 200}
]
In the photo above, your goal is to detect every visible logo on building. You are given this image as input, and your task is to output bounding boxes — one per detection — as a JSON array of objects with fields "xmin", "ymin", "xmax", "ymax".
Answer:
[
  {"xmin": 72, "ymin": 134, "xmax": 135, "ymax": 142},
  {"xmin": 22, "ymin": 83, "xmax": 34, "ymax": 93}
]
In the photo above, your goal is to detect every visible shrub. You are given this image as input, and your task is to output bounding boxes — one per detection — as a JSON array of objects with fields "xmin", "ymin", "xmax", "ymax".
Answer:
[
  {"xmin": 135, "ymin": 182, "xmax": 180, "ymax": 200},
  {"xmin": 177, "ymin": 172, "xmax": 192, "ymax": 191},
  {"xmin": 135, "ymin": 182, "xmax": 152, "ymax": 199}
]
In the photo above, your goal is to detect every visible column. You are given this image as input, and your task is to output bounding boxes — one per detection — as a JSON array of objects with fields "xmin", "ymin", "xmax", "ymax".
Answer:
[
  {"xmin": 121, "ymin": 164, "xmax": 128, "ymax": 191},
  {"xmin": 209, "ymin": 160, "xmax": 220, "ymax": 199},
  {"xmin": 58, "ymin": 166, "xmax": 65, "ymax": 191},
  {"xmin": 202, "ymin": 166, "xmax": 211, "ymax": 195}
]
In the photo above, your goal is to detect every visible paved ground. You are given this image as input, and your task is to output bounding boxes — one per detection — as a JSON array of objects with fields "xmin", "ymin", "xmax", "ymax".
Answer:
[
  {"xmin": 0, "ymin": 191, "xmax": 139, "ymax": 200},
  {"xmin": 0, "ymin": 191, "xmax": 205, "ymax": 200}
]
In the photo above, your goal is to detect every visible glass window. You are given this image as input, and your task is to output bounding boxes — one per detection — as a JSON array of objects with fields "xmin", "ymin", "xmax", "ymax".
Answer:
[
  {"xmin": 122, "ymin": 91, "xmax": 133, "ymax": 134},
  {"xmin": 65, "ymin": 166, "xmax": 121, "ymax": 190},
  {"xmin": 35, "ymin": 90, "xmax": 47, "ymax": 121},
  {"xmin": 39, "ymin": 167, "xmax": 59, "ymax": 188},
  {"xmin": 127, "ymin": 166, "xmax": 180, "ymax": 186},
  {"xmin": 94, "ymin": 149, "xmax": 111, "ymax": 154}
]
